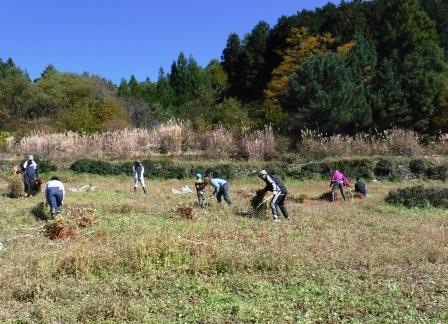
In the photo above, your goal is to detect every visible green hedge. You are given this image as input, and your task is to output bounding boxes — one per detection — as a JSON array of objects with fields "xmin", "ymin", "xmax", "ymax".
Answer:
[
  {"xmin": 386, "ymin": 186, "xmax": 448, "ymax": 208},
  {"xmin": 34, "ymin": 156, "xmax": 58, "ymax": 173},
  {"xmin": 5, "ymin": 156, "xmax": 446, "ymax": 181},
  {"xmin": 69, "ymin": 158, "xmax": 448, "ymax": 181}
]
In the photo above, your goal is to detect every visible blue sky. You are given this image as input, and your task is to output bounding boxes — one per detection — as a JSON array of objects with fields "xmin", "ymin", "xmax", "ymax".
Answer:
[{"xmin": 1, "ymin": 0, "xmax": 337, "ymax": 84}]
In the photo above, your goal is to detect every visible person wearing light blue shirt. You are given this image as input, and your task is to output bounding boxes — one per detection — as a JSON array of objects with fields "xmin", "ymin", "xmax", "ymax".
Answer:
[{"xmin": 206, "ymin": 177, "xmax": 232, "ymax": 205}]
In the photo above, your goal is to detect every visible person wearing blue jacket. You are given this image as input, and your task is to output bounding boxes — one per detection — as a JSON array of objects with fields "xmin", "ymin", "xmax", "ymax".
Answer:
[
  {"xmin": 21, "ymin": 155, "xmax": 39, "ymax": 197},
  {"xmin": 206, "ymin": 176, "xmax": 232, "ymax": 205},
  {"xmin": 45, "ymin": 176, "xmax": 65, "ymax": 217}
]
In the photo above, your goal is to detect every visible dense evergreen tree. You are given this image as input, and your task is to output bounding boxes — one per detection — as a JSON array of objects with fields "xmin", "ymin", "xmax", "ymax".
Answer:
[{"xmin": 221, "ymin": 33, "xmax": 243, "ymax": 98}]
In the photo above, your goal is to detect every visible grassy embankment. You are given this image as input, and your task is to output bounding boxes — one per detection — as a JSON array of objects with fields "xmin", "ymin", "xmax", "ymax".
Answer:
[{"xmin": 0, "ymin": 171, "xmax": 447, "ymax": 322}]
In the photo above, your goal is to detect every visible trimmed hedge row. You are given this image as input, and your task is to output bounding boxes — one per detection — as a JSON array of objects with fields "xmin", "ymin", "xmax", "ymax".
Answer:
[
  {"xmin": 386, "ymin": 186, "xmax": 448, "ymax": 208},
  {"xmin": 69, "ymin": 157, "xmax": 448, "ymax": 181}
]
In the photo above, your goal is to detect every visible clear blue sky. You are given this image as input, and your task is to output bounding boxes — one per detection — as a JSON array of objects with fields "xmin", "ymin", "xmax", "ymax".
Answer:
[{"xmin": 1, "ymin": 0, "xmax": 337, "ymax": 84}]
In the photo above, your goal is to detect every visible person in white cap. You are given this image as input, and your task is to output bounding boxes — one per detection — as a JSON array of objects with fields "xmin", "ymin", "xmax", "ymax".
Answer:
[
  {"xmin": 21, "ymin": 155, "xmax": 39, "ymax": 197},
  {"xmin": 258, "ymin": 170, "xmax": 289, "ymax": 221}
]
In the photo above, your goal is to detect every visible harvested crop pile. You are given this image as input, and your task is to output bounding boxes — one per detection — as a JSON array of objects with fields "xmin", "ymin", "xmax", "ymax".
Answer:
[
  {"xmin": 44, "ymin": 219, "xmax": 79, "ymax": 240},
  {"xmin": 353, "ymin": 192, "xmax": 365, "ymax": 199},
  {"xmin": 318, "ymin": 191, "xmax": 333, "ymax": 201},
  {"xmin": 7, "ymin": 174, "xmax": 24, "ymax": 198},
  {"xmin": 250, "ymin": 189, "xmax": 268, "ymax": 214},
  {"xmin": 30, "ymin": 177, "xmax": 43, "ymax": 196},
  {"xmin": 289, "ymin": 193, "xmax": 309, "ymax": 203},
  {"xmin": 177, "ymin": 206, "xmax": 197, "ymax": 220},
  {"xmin": 386, "ymin": 185, "xmax": 448, "ymax": 208}
]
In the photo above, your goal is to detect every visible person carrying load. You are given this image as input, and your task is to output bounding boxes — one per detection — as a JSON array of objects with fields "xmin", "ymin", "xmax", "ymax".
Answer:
[{"xmin": 258, "ymin": 170, "xmax": 289, "ymax": 221}]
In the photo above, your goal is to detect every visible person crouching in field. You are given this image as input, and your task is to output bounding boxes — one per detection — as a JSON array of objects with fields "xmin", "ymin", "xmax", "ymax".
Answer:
[
  {"xmin": 205, "ymin": 176, "xmax": 232, "ymax": 206},
  {"xmin": 258, "ymin": 170, "xmax": 289, "ymax": 221},
  {"xmin": 21, "ymin": 155, "xmax": 39, "ymax": 197},
  {"xmin": 194, "ymin": 173, "xmax": 206, "ymax": 208},
  {"xmin": 132, "ymin": 161, "xmax": 147, "ymax": 194},
  {"xmin": 330, "ymin": 170, "xmax": 350, "ymax": 202},
  {"xmin": 355, "ymin": 177, "xmax": 368, "ymax": 197},
  {"xmin": 45, "ymin": 176, "xmax": 65, "ymax": 217}
]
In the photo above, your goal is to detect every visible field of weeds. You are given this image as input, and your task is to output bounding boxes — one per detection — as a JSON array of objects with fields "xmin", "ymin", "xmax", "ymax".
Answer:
[{"xmin": 0, "ymin": 172, "xmax": 447, "ymax": 322}]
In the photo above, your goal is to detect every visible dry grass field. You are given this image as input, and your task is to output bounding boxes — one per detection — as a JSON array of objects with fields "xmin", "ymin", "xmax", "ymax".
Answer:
[{"xmin": 0, "ymin": 172, "xmax": 447, "ymax": 322}]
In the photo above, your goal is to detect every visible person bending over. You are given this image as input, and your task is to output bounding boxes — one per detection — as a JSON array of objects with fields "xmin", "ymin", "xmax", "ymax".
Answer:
[
  {"xmin": 45, "ymin": 176, "xmax": 65, "ymax": 217},
  {"xmin": 205, "ymin": 176, "xmax": 232, "ymax": 206},
  {"xmin": 330, "ymin": 170, "xmax": 350, "ymax": 202},
  {"xmin": 355, "ymin": 178, "xmax": 368, "ymax": 197},
  {"xmin": 258, "ymin": 170, "xmax": 289, "ymax": 221}
]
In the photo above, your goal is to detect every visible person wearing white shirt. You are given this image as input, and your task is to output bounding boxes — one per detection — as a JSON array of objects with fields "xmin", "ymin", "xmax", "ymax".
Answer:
[
  {"xmin": 45, "ymin": 176, "xmax": 65, "ymax": 217},
  {"xmin": 132, "ymin": 161, "xmax": 147, "ymax": 194}
]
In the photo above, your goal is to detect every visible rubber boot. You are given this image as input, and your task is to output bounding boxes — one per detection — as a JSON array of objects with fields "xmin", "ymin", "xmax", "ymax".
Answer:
[
  {"xmin": 134, "ymin": 187, "xmax": 137, "ymax": 193},
  {"xmin": 143, "ymin": 187, "xmax": 147, "ymax": 194}
]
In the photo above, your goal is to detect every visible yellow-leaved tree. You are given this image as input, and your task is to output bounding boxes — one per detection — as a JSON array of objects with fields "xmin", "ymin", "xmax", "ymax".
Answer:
[{"xmin": 264, "ymin": 27, "xmax": 355, "ymax": 126}]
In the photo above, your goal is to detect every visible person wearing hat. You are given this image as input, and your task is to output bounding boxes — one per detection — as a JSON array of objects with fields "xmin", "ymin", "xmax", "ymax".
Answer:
[
  {"xmin": 258, "ymin": 170, "xmax": 289, "ymax": 221},
  {"xmin": 21, "ymin": 155, "xmax": 39, "ymax": 197},
  {"xmin": 194, "ymin": 173, "xmax": 206, "ymax": 208},
  {"xmin": 132, "ymin": 161, "xmax": 147, "ymax": 194},
  {"xmin": 44, "ymin": 176, "xmax": 65, "ymax": 217}
]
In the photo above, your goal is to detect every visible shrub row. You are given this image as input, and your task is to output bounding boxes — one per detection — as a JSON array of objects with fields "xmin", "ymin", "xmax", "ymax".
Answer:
[
  {"xmin": 386, "ymin": 186, "xmax": 448, "ymax": 208},
  {"xmin": 69, "ymin": 158, "xmax": 448, "ymax": 181}
]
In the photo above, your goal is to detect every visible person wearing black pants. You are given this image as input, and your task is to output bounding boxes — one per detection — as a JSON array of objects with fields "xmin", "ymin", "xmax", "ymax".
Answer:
[{"xmin": 258, "ymin": 170, "xmax": 289, "ymax": 221}]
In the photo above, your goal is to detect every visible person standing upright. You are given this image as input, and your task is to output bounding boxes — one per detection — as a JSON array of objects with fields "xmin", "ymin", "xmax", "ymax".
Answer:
[
  {"xmin": 21, "ymin": 155, "xmax": 39, "ymax": 197},
  {"xmin": 132, "ymin": 161, "xmax": 147, "ymax": 194},
  {"xmin": 194, "ymin": 173, "xmax": 206, "ymax": 207}
]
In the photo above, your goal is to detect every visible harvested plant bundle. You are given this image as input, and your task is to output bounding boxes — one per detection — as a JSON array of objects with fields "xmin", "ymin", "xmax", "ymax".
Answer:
[{"xmin": 7, "ymin": 174, "xmax": 24, "ymax": 198}]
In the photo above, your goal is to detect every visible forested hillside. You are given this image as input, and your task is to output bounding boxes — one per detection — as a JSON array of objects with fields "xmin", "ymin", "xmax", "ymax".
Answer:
[{"xmin": 1, "ymin": 0, "xmax": 448, "ymax": 137}]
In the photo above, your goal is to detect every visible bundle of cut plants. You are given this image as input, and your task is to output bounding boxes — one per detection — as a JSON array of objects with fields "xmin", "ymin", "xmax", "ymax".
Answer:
[
  {"xmin": 43, "ymin": 218, "xmax": 79, "ymax": 240},
  {"xmin": 250, "ymin": 189, "xmax": 269, "ymax": 216},
  {"xmin": 7, "ymin": 174, "xmax": 25, "ymax": 198},
  {"xmin": 289, "ymin": 193, "xmax": 310, "ymax": 203},
  {"xmin": 172, "ymin": 203, "xmax": 198, "ymax": 220},
  {"xmin": 318, "ymin": 191, "xmax": 333, "ymax": 201},
  {"xmin": 30, "ymin": 177, "xmax": 43, "ymax": 196}
]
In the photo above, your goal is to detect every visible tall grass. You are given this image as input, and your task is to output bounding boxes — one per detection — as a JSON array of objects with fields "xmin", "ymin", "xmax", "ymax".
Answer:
[
  {"xmin": 11, "ymin": 123, "xmax": 448, "ymax": 161},
  {"xmin": 14, "ymin": 122, "xmax": 278, "ymax": 161},
  {"xmin": 298, "ymin": 128, "xmax": 426, "ymax": 159}
]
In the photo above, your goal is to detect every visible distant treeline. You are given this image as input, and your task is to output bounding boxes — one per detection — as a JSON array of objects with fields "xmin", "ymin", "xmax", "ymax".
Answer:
[{"xmin": 1, "ymin": 0, "xmax": 448, "ymax": 137}]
